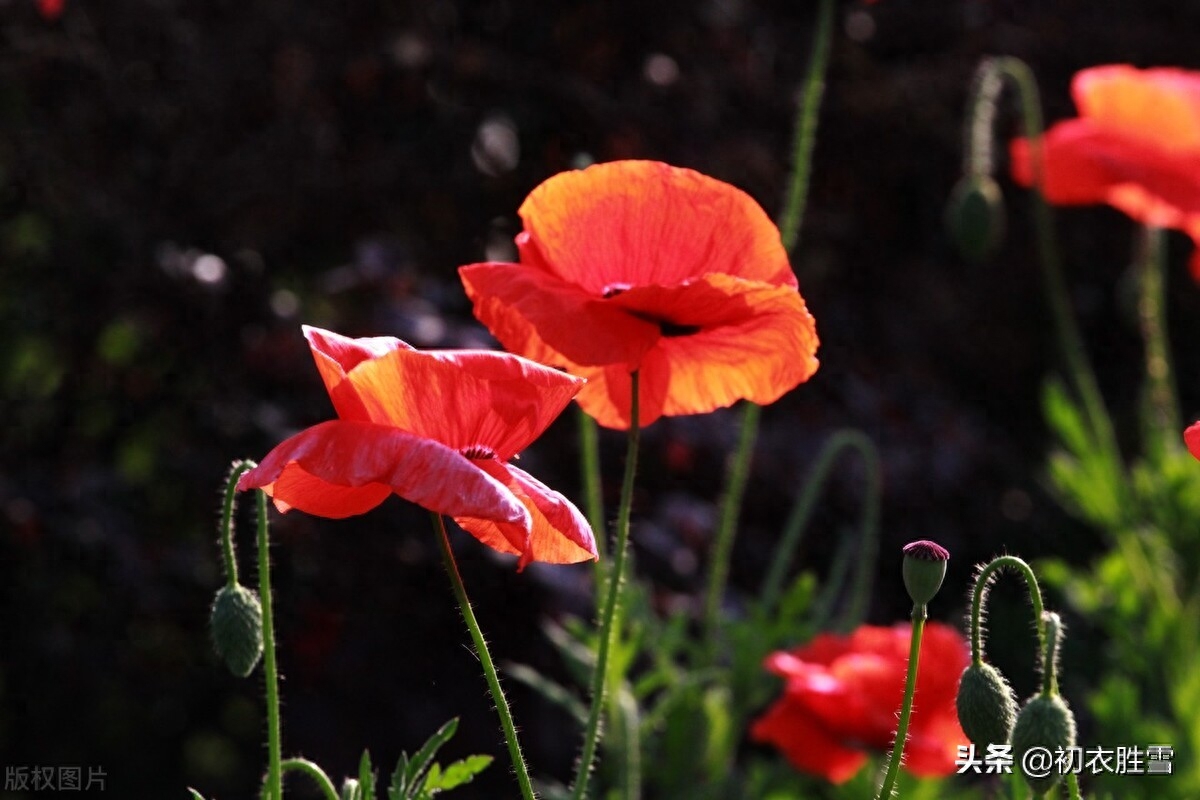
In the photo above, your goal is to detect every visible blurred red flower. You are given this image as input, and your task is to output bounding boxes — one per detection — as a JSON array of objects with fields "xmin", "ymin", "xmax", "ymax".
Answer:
[
  {"xmin": 1011, "ymin": 65, "xmax": 1200, "ymax": 279},
  {"xmin": 751, "ymin": 622, "xmax": 969, "ymax": 784},
  {"xmin": 238, "ymin": 326, "xmax": 597, "ymax": 570},
  {"xmin": 459, "ymin": 160, "xmax": 819, "ymax": 429},
  {"xmin": 1186, "ymin": 422, "xmax": 1200, "ymax": 460},
  {"xmin": 36, "ymin": 0, "xmax": 64, "ymax": 20}
]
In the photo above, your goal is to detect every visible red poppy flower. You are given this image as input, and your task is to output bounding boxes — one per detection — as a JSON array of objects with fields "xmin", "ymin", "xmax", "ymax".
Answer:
[
  {"xmin": 36, "ymin": 0, "xmax": 64, "ymax": 20},
  {"xmin": 459, "ymin": 160, "xmax": 820, "ymax": 429},
  {"xmin": 237, "ymin": 326, "xmax": 597, "ymax": 570},
  {"xmin": 1011, "ymin": 65, "xmax": 1200, "ymax": 279},
  {"xmin": 750, "ymin": 622, "xmax": 969, "ymax": 784},
  {"xmin": 1186, "ymin": 421, "xmax": 1200, "ymax": 460}
]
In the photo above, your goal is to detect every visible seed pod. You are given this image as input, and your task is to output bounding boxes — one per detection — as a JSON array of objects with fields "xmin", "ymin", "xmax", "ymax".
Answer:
[
  {"xmin": 901, "ymin": 539, "xmax": 950, "ymax": 606},
  {"xmin": 210, "ymin": 584, "xmax": 264, "ymax": 678},
  {"xmin": 946, "ymin": 174, "xmax": 1006, "ymax": 263},
  {"xmin": 1012, "ymin": 693, "xmax": 1076, "ymax": 796},
  {"xmin": 956, "ymin": 661, "xmax": 1018, "ymax": 751}
]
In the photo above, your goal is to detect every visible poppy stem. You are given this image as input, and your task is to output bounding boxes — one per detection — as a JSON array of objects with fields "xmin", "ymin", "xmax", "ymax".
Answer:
[
  {"xmin": 278, "ymin": 758, "xmax": 339, "ymax": 800},
  {"xmin": 758, "ymin": 429, "xmax": 881, "ymax": 632},
  {"xmin": 431, "ymin": 512, "xmax": 536, "ymax": 800},
  {"xmin": 255, "ymin": 487, "xmax": 283, "ymax": 800},
  {"xmin": 703, "ymin": 400, "xmax": 759, "ymax": 661},
  {"xmin": 1135, "ymin": 224, "xmax": 1181, "ymax": 446},
  {"xmin": 577, "ymin": 405, "xmax": 606, "ymax": 564},
  {"xmin": 570, "ymin": 371, "xmax": 640, "ymax": 800},
  {"xmin": 968, "ymin": 555, "xmax": 1046, "ymax": 668},
  {"xmin": 875, "ymin": 604, "xmax": 927, "ymax": 800},
  {"xmin": 218, "ymin": 460, "xmax": 255, "ymax": 589},
  {"xmin": 778, "ymin": 0, "xmax": 834, "ymax": 255},
  {"xmin": 988, "ymin": 56, "xmax": 1126, "ymax": 502}
]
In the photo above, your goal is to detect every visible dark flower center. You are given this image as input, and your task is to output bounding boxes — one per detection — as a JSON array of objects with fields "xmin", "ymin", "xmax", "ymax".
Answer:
[
  {"xmin": 460, "ymin": 445, "xmax": 497, "ymax": 460},
  {"xmin": 630, "ymin": 311, "xmax": 702, "ymax": 338}
]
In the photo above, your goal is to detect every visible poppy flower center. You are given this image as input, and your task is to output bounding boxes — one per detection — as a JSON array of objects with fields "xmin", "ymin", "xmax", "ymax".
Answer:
[
  {"xmin": 460, "ymin": 445, "xmax": 497, "ymax": 460},
  {"xmin": 630, "ymin": 311, "xmax": 703, "ymax": 338}
]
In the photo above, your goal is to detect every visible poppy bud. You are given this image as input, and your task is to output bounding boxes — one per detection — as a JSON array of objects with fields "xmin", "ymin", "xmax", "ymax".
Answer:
[
  {"xmin": 1012, "ymin": 692, "xmax": 1076, "ymax": 796},
  {"xmin": 956, "ymin": 661, "xmax": 1018, "ymax": 751},
  {"xmin": 901, "ymin": 539, "xmax": 949, "ymax": 606},
  {"xmin": 946, "ymin": 174, "xmax": 1006, "ymax": 263},
  {"xmin": 210, "ymin": 584, "xmax": 264, "ymax": 677}
]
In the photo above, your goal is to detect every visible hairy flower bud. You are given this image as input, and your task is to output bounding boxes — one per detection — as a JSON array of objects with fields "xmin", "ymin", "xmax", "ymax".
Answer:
[
  {"xmin": 1012, "ymin": 693, "xmax": 1077, "ymax": 796},
  {"xmin": 956, "ymin": 662, "xmax": 1018, "ymax": 751},
  {"xmin": 210, "ymin": 584, "xmax": 264, "ymax": 678},
  {"xmin": 946, "ymin": 174, "xmax": 1006, "ymax": 263}
]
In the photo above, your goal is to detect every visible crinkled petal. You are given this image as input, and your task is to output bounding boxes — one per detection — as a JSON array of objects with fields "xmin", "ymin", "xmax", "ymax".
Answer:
[
  {"xmin": 1073, "ymin": 65, "xmax": 1200, "ymax": 154},
  {"xmin": 459, "ymin": 262, "xmax": 659, "ymax": 369},
  {"xmin": 237, "ymin": 420, "xmax": 529, "ymax": 525},
  {"xmin": 340, "ymin": 346, "xmax": 584, "ymax": 460},
  {"xmin": 750, "ymin": 695, "xmax": 868, "ymax": 784},
  {"xmin": 518, "ymin": 160, "xmax": 797, "ymax": 293},
  {"xmin": 572, "ymin": 279, "xmax": 819, "ymax": 429},
  {"xmin": 455, "ymin": 460, "xmax": 597, "ymax": 570},
  {"xmin": 303, "ymin": 326, "xmax": 415, "ymax": 421}
]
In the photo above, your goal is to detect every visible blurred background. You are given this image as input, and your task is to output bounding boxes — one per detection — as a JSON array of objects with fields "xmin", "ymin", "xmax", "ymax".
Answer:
[{"xmin": 3, "ymin": 0, "xmax": 1200, "ymax": 797}]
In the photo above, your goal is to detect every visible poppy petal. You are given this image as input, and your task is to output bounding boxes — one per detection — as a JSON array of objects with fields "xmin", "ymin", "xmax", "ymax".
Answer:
[
  {"xmin": 237, "ymin": 420, "xmax": 530, "ymax": 525},
  {"xmin": 303, "ymin": 326, "xmax": 414, "ymax": 421},
  {"xmin": 459, "ymin": 262, "xmax": 660, "ymax": 369},
  {"xmin": 518, "ymin": 160, "xmax": 797, "ymax": 294},
  {"xmin": 750, "ymin": 695, "xmax": 869, "ymax": 784},
  {"xmin": 339, "ymin": 346, "xmax": 584, "ymax": 460},
  {"xmin": 1186, "ymin": 422, "xmax": 1200, "ymax": 459},
  {"xmin": 1073, "ymin": 65, "xmax": 1200, "ymax": 155},
  {"xmin": 572, "ymin": 279, "xmax": 819, "ymax": 429},
  {"xmin": 455, "ymin": 460, "xmax": 597, "ymax": 570}
]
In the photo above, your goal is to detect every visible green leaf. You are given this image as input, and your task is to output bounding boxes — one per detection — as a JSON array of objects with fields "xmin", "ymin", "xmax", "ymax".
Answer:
[
  {"xmin": 401, "ymin": 718, "xmax": 459, "ymax": 796},
  {"xmin": 504, "ymin": 662, "xmax": 588, "ymax": 724},
  {"xmin": 357, "ymin": 750, "xmax": 376, "ymax": 799},
  {"xmin": 188, "ymin": 790, "xmax": 207, "ymax": 800},
  {"xmin": 421, "ymin": 755, "xmax": 493, "ymax": 793}
]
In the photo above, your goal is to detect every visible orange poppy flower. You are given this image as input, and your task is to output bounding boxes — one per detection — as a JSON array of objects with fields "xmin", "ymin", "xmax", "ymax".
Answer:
[
  {"xmin": 1011, "ymin": 65, "xmax": 1200, "ymax": 279},
  {"xmin": 237, "ymin": 326, "xmax": 597, "ymax": 570},
  {"xmin": 459, "ymin": 160, "xmax": 820, "ymax": 429},
  {"xmin": 750, "ymin": 622, "xmax": 969, "ymax": 784}
]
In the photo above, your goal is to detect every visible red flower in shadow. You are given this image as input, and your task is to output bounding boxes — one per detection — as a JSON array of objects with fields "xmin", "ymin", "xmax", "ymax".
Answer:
[
  {"xmin": 459, "ymin": 160, "xmax": 819, "ymax": 429},
  {"xmin": 1011, "ymin": 65, "xmax": 1200, "ymax": 279},
  {"xmin": 750, "ymin": 622, "xmax": 969, "ymax": 784},
  {"xmin": 238, "ymin": 326, "xmax": 597, "ymax": 570},
  {"xmin": 36, "ymin": 0, "xmax": 64, "ymax": 20}
]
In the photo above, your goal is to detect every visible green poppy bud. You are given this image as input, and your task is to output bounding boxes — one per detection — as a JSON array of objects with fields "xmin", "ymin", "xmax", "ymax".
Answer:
[
  {"xmin": 210, "ymin": 584, "xmax": 264, "ymax": 678},
  {"xmin": 902, "ymin": 539, "xmax": 949, "ymax": 606},
  {"xmin": 956, "ymin": 661, "xmax": 1018, "ymax": 751},
  {"xmin": 1012, "ymin": 693, "xmax": 1077, "ymax": 796},
  {"xmin": 946, "ymin": 174, "xmax": 1006, "ymax": 263}
]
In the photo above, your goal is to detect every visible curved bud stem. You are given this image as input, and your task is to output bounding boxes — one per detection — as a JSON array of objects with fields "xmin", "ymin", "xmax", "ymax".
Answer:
[
  {"xmin": 219, "ymin": 460, "xmax": 256, "ymax": 588},
  {"xmin": 969, "ymin": 555, "xmax": 1046, "ymax": 669}
]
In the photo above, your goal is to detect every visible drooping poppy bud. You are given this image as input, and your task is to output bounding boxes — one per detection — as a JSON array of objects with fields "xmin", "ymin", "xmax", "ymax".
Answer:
[
  {"xmin": 210, "ymin": 584, "xmax": 264, "ymax": 677},
  {"xmin": 1012, "ymin": 692, "xmax": 1076, "ymax": 796},
  {"xmin": 956, "ymin": 661, "xmax": 1018, "ymax": 751},
  {"xmin": 902, "ymin": 539, "xmax": 949, "ymax": 606},
  {"xmin": 946, "ymin": 174, "xmax": 1006, "ymax": 263}
]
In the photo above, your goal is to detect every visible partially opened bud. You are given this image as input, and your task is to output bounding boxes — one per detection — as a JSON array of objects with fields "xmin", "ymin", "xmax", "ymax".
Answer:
[
  {"xmin": 902, "ymin": 539, "xmax": 949, "ymax": 606},
  {"xmin": 1012, "ymin": 693, "xmax": 1076, "ymax": 796},
  {"xmin": 210, "ymin": 584, "xmax": 264, "ymax": 678},
  {"xmin": 956, "ymin": 661, "xmax": 1018, "ymax": 751},
  {"xmin": 946, "ymin": 174, "xmax": 1006, "ymax": 263}
]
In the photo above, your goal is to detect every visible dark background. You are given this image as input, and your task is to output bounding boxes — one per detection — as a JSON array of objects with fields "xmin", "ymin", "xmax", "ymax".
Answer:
[{"xmin": 3, "ymin": 1, "xmax": 1200, "ymax": 797}]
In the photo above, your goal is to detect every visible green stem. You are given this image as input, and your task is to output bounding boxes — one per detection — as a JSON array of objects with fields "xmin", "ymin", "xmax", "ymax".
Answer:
[
  {"xmin": 1066, "ymin": 770, "xmax": 1083, "ymax": 800},
  {"xmin": 987, "ymin": 56, "xmax": 1124, "ymax": 491},
  {"xmin": 616, "ymin": 686, "xmax": 642, "ymax": 800},
  {"xmin": 1136, "ymin": 225, "xmax": 1182, "ymax": 446},
  {"xmin": 278, "ymin": 759, "xmax": 339, "ymax": 800},
  {"xmin": 758, "ymin": 430, "xmax": 881, "ymax": 629},
  {"xmin": 778, "ymin": 0, "xmax": 835, "ymax": 255},
  {"xmin": 219, "ymin": 461, "xmax": 255, "ymax": 588},
  {"xmin": 570, "ymin": 371, "xmax": 640, "ymax": 800},
  {"xmin": 432, "ymin": 513, "xmax": 536, "ymax": 800},
  {"xmin": 875, "ymin": 604, "xmax": 927, "ymax": 800},
  {"xmin": 256, "ymin": 489, "xmax": 283, "ymax": 800},
  {"xmin": 578, "ymin": 405, "xmax": 607, "ymax": 594},
  {"xmin": 969, "ymin": 555, "xmax": 1046, "ymax": 667},
  {"xmin": 703, "ymin": 400, "xmax": 760, "ymax": 660}
]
